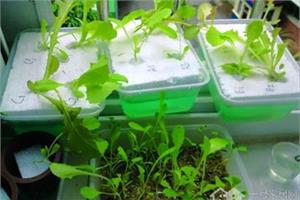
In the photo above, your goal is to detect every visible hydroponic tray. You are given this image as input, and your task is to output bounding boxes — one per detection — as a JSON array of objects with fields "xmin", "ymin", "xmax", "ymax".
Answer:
[
  {"xmin": 0, "ymin": 29, "xmax": 104, "ymax": 121},
  {"xmin": 108, "ymin": 21, "xmax": 209, "ymax": 118},
  {"xmin": 199, "ymin": 19, "xmax": 300, "ymax": 121}
]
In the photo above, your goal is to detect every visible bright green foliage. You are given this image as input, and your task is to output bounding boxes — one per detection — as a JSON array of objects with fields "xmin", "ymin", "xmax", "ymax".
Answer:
[
  {"xmin": 27, "ymin": 79, "xmax": 63, "ymax": 93},
  {"xmin": 55, "ymin": 49, "xmax": 69, "ymax": 63},
  {"xmin": 38, "ymin": 19, "xmax": 49, "ymax": 50},
  {"xmin": 158, "ymin": 24, "xmax": 177, "ymax": 39},
  {"xmin": 50, "ymin": 163, "xmax": 94, "ymax": 179},
  {"xmin": 82, "ymin": 117, "xmax": 100, "ymax": 130},
  {"xmin": 175, "ymin": 5, "xmax": 196, "ymax": 19},
  {"xmin": 117, "ymin": 146, "xmax": 128, "ymax": 162},
  {"xmin": 48, "ymin": 94, "xmax": 246, "ymax": 200},
  {"xmin": 95, "ymin": 139, "xmax": 109, "ymax": 156},
  {"xmin": 184, "ymin": 26, "xmax": 200, "ymax": 40},
  {"xmin": 206, "ymin": 18, "xmax": 286, "ymax": 81},
  {"xmin": 43, "ymin": 0, "xmax": 76, "ymax": 80},
  {"xmin": 167, "ymin": 45, "xmax": 190, "ymax": 60},
  {"xmin": 110, "ymin": 1, "xmax": 214, "ymax": 61},
  {"xmin": 221, "ymin": 63, "xmax": 253, "ymax": 77},
  {"xmin": 246, "ymin": 20, "xmax": 263, "ymax": 43},
  {"xmin": 70, "ymin": 56, "xmax": 127, "ymax": 104},
  {"xmin": 80, "ymin": 187, "xmax": 101, "ymax": 200},
  {"xmin": 208, "ymin": 137, "xmax": 229, "ymax": 155}
]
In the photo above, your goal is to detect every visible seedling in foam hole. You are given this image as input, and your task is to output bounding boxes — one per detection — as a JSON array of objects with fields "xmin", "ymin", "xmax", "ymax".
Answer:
[
  {"xmin": 47, "ymin": 93, "xmax": 248, "ymax": 200},
  {"xmin": 205, "ymin": 0, "xmax": 287, "ymax": 81},
  {"xmin": 38, "ymin": 0, "xmax": 118, "ymax": 80},
  {"xmin": 40, "ymin": 0, "xmax": 77, "ymax": 80}
]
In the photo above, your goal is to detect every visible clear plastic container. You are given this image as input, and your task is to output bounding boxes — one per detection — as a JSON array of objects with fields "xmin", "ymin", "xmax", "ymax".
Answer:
[
  {"xmin": 0, "ymin": 29, "xmax": 105, "ymax": 134},
  {"xmin": 89, "ymin": 123, "xmax": 252, "ymax": 199},
  {"xmin": 109, "ymin": 22, "xmax": 209, "ymax": 118},
  {"xmin": 198, "ymin": 19, "xmax": 300, "ymax": 121},
  {"xmin": 270, "ymin": 142, "xmax": 300, "ymax": 182}
]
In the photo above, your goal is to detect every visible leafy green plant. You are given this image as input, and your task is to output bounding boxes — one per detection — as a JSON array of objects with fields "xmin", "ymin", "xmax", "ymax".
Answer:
[
  {"xmin": 48, "ymin": 94, "xmax": 247, "ymax": 200},
  {"xmin": 109, "ymin": 1, "xmax": 214, "ymax": 62},
  {"xmin": 74, "ymin": 0, "xmax": 117, "ymax": 47},
  {"xmin": 40, "ymin": 0, "xmax": 77, "ymax": 80},
  {"xmin": 28, "ymin": 56, "xmax": 127, "ymax": 155},
  {"xmin": 205, "ymin": 0, "xmax": 286, "ymax": 81}
]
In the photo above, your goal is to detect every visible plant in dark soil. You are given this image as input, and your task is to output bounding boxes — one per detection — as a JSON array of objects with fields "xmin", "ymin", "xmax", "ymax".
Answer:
[{"xmin": 49, "ymin": 94, "xmax": 248, "ymax": 200}]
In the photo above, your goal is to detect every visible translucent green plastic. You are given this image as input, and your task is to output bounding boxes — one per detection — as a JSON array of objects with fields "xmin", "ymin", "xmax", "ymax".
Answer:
[
  {"xmin": 120, "ymin": 88, "xmax": 200, "ymax": 118},
  {"xmin": 209, "ymin": 81, "xmax": 298, "ymax": 122}
]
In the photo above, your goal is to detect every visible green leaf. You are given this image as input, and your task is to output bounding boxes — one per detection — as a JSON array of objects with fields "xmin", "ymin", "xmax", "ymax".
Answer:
[
  {"xmin": 70, "ymin": 79, "xmax": 85, "ymax": 98},
  {"xmin": 209, "ymin": 138, "xmax": 229, "ymax": 155},
  {"xmin": 86, "ymin": 82, "xmax": 120, "ymax": 104},
  {"xmin": 109, "ymin": 73, "xmax": 128, "ymax": 83},
  {"xmin": 111, "ymin": 176, "xmax": 121, "ymax": 188},
  {"xmin": 197, "ymin": 3, "xmax": 213, "ymax": 21},
  {"xmin": 200, "ymin": 136, "xmax": 210, "ymax": 156},
  {"xmin": 128, "ymin": 122, "xmax": 145, "ymax": 132},
  {"xmin": 146, "ymin": 8, "xmax": 172, "ymax": 28},
  {"xmin": 221, "ymin": 63, "xmax": 253, "ymax": 77},
  {"xmin": 160, "ymin": 179, "xmax": 171, "ymax": 188},
  {"xmin": 95, "ymin": 139, "xmax": 109, "ymax": 156},
  {"xmin": 39, "ymin": 18, "xmax": 48, "ymax": 49},
  {"xmin": 158, "ymin": 24, "xmax": 177, "ymax": 39},
  {"xmin": 137, "ymin": 165, "xmax": 145, "ymax": 183},
  {"xmin": 82, "ymin": 117, "xmax": 100, "ymax": 131},
  {"xmin": 27, "ymin": 79, "xmax": 63, "ymax": 93},
  {"xmin": 201, "ymin": 182, "xmax": 218, "ymax": 193},
  {"xmin": 55, "ymin": 49, "xmax": 69, "ymax": 63},
  {"xmin": 221, "ymin": 29, "xmax": 239, "ymax": 45},
  {"xmin": 157, "ymin": 143, "xmax": 169, "ymax": 156},
  {"xmin": 86, "ymin": 21, "xmax": 117, "ymax": 41},
  {"xmin": 176, "ymin": 5, "xmax": 196, "ymax": 19},
  {"xmin": 155, "ymin": 0, "xmax": 174, "ymax": 10},
  {"xmin": 224, "ymin": 176, "xmax": 241, "ymax": 188},
  {"xmin": 121, "ymin": 9, "xmax": 145, "ymax": 26},
  {"xmin": 50, "ymin": 143, "xmax": 61, "ymax": 155},
  {"xmin": 172, "ymin": 125, "xmax": 185, "ymax": 148},
  {"xmin": 181, "ymin": 165, "xmax": 197, "ymax": 178},
  {"xmin": 80, "ymin": 186, "xmax": 100, "ymax": 200},
  {"xmin": 117, "ymin": 146, "xmax": 128, "ymax": 162},
  {"xmin": 215, "ymin": 176, "xmax": 226, "ymax": 188},
  {"xmin": 48, "ymin": 55, "xmax": 60, "ymax": 77},
  {"xmin": 131, "ymin": 157, "xmax": 143, "ymax": 164},
  {"xmin": 246, "ymin": 20, "xmax": 263, "ymax": 43},
  {"xmin": 183, "ymin": 26, "xmax": 200, "ymax": 40},
  {"xmin": 274, "ymin": 43, "xmax": 286, "ymax": 67},
  {"xmin": 158, "ymin": 147, "xmax": 176, "ymax": 161},
  {"xmin": 272, "ymin": 27, "xmax": 281, "ymax": 38},
  {"xmin": 206, "ymin": 26, "xmax": 223, "ymax": 46},
  {"xmin": 50, "ymin": 163, "xmax": 91, "ymax": 179},
  {"xmin": 163, "ymin": 188, "xmax": 178, "ymax": 198}
]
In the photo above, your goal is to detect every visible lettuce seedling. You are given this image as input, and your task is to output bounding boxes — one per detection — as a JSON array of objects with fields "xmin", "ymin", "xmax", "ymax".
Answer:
[
  {"xmin": 28, "ymin": 55, "xmax": 127, "ymax": 155},
  {"xmin": 43, "ymin": 0, "xmax": 77, "ymax": 80}
]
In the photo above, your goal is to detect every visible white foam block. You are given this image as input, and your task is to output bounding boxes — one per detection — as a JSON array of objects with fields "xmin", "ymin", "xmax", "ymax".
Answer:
[
  {"xmin": 0, "ymin": 187, "xmax": 10, "ymax": 200},
  {"xmin": 1, "ymin": 32, "xmax": 100, "ymax": 115},
  {"xmin": 14, "ymin": 145, "xmax": 50, "ymax": 179},
  {"xmin": 202, "ymin": 23, "xmax": 300, "ymax": 100},
  {"xmin": 110, "ymin": 21, "xmax": 204, "ymax": 90}
]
